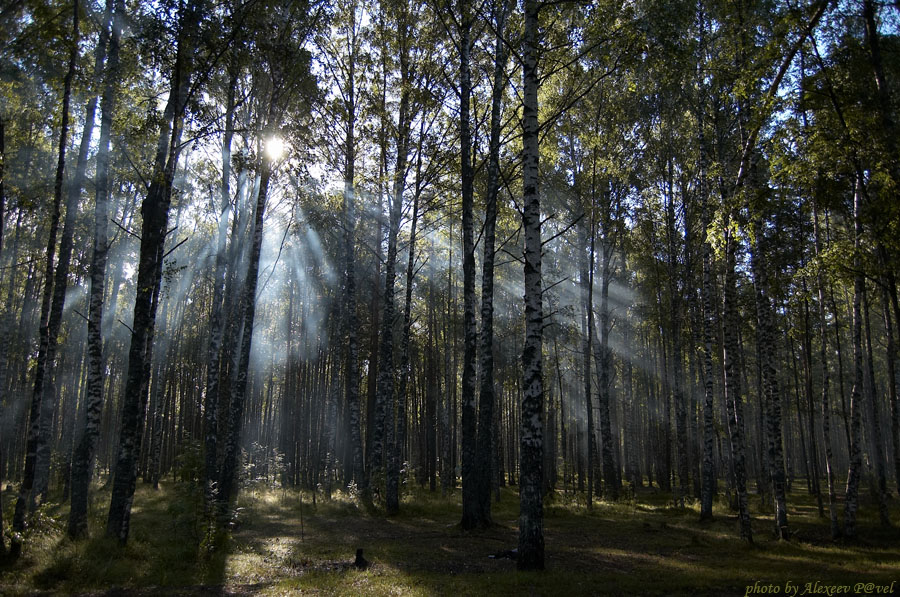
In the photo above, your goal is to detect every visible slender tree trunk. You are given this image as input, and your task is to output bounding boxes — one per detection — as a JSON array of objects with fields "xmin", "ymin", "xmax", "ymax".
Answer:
[
  {"xmin": 862, "ymin": 279, "xmax": 890, "ymax": 526},
  {"xmin": 749, "ymin": 216, "xmax": 788, "ymax": 539},
  {"xmin": 723, "ymin": 224, "xmax": 752, "ymax": 543},
  {"xmin": 375, "ymin": 8, "xmax": 411, "ymax": 500},
  {"xmin": 698, "ymin": 111, "xmax": 716, "ymax": 521},
  {"xmin": 458, "ymin": 0, "xmax": 480, "ymax": 529},
  {"xmin": 844, "ymin": 181, "xmax": 865, "ymax": 539},
  {"xmin": 802, "ymin": 292, "xmax": 823, "ymax": 515},
  {"xmin": 11, "ymin": 0, "xmax": 80, "ymax": 557},
  {"xmin": 878, "ymin": 251, "xmax": 900, "ymax": 496},
  {"xmin": 36, "ymin": 0, "xmax": 113, "ymax": 502},
  {"xmin": 68, "ymin": 0, "xmax": 122, "ymax": 539},
  {"xmin": 828, "ymin": 283, "xmax": 852, "ymax": 455},
  {"xmin": 580, "ymin": 213, "xmax": 596, "ymax": 508},
  {"xmin": 812, "ymin": 199, "xmax": 840, "ymax": 538},
  {"xmin": 341, "ymin": 6, "xmax": 364, "ymax": 493},
  {"xmin": 219, "ymin": 147, "xmax": 274, "ymax": 507},
  {"xmin": 474, "ymin": 0, "xmax": 511, "ymax": 527},
  {"xmin": 204, "ymin": 54, "xmax": 238, "ymax": 506},
  {"xmin": 426, "ymin": 277, "xmax": 438, "ymax": 492},
  {"xmin": 323, "ymin": 305, "xmax": 341, "ymax": 498},
  {"xmin": 666, "ymin": 169, "xmax": 688, "ymax": 507},
  {"xmin": 388, "ymin": 128, "xmax": 422, "ymax": 515},
  {"xmin": 518, "ymin": 0, "xmax": 544, "ymax": 570},
  {"xmin": 441, "ymin": 220, "xmax": 453, "ymax": 496},
  {"xmin": 887, "ymin": 295, "xmax": 900, "ymax": 495},
  {"xmin": 623, "ymin": 300, "xmax": 638, "ymax": 488},
  {"xmin": 595, "ymin": 230, "xmax": 618, "ymax": 501}
]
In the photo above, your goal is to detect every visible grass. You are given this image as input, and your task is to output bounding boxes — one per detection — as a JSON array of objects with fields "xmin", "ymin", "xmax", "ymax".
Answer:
[{"xmin": 1, "ymin": 479, "xmax": 899, "ymax": 595}]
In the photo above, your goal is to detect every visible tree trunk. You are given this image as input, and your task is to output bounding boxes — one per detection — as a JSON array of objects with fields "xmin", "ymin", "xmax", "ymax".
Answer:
[
  {"xmin": 219, "ymin": 147, "xmax": 274, "ymax": 506},
  {"xmin": 580, "ymin": 214, "xmax": 596, "ymax": 508},
  {"xmin": 11, "ymin": 0, "xmax": 79, "ymax": 557},
  {"xmin": 518, "ymin": 0, "xmax": 544, "ymax": 570},
  {"xmin": 666, "ymin": 167, "xmax": 688, "ymax": 507},
  {"xmin": 698, "ymin": 111, "xmax": 716, "ymax": 521},
  {"xmin": 862, "ymin": 0, "xmax": 900, "ymax": 189},
  {"xmin": 750, "ymin": 216, "xmax": 788, "ymax": 540},
  {"xmin": 106, "ymin": 2, "xmax": 196, "ymax": 541},
  {"xmin": 375, "ymin": 7, "xmax": 411, "ymax": 502},
  {"xmin": 68, "ymin": 0, "xmax": 121, "ymax": 539},
  {"xmin": 474, "ymin": 0, "xmax": 511, "ymax": 527},
  {"xmin": 813, "ymin": 199, "xmax": 839, "ymax": 538},
  {"xmin": 862, "ymin": 277, "xmax": 890, "ymax": 526},
  {"xmin": 441, "ymin": 220, "xmax": 453, "ymax": 496},
  {"xmin": 595, "ymin": 227, "xmax": 618, "ymax": 501},
  {"xmin": 802, "ymin": 292, "xmax": 823, "ymax": 516},
  {"xmin": 341, "ymin": 6, "xmax": 364, "ymax": 493},
  {"xmin": 36, "ymin": 0, "xmax": 113, "ymax": 502},
  {"xmin": 458, "ymin": 0, "xmax": 480, "ymax": 529},
  {"xmin": 877, "ymin": 248, "xmax": 900, "ymax": 496},
  {"xmin": 388, "ymin": 124, "xmax": 422, "ymax": 515},
  {"xmin": 203, "ymin": 51, "xmax": 238, "ymax": 505},
  {"xmin": 426, "ymin": 278, "xmax": 438, "ymax": 492},
  {"xmin": 843, "ymin": 181, "xmax": 865, "ymax": 539},
  {"xmin": 723, "ymin": 224, "xmax": 752, "ymax": 543}
]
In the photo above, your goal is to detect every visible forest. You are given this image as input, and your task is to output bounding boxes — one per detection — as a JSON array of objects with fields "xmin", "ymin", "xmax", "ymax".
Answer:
[{"xmin": 0, "ymin": 0, "xmax": 899, "ymax": 594}]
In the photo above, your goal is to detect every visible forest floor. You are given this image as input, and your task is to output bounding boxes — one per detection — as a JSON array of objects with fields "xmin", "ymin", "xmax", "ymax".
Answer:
[{"xmin": 1, "ymin": 479, "xmax": 899, "ymax": 595}]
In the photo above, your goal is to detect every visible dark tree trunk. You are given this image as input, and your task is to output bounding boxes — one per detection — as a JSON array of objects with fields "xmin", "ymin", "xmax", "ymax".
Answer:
[
  {"xmin": 106, "ymin": 1, "xmax": 196, "ymax": 541},
  {"xmin": 862, "ymin": 279, "xmax": 890, "ymax": 526},
  {"xmin": 844, "ymin": 182, "xmax": 865, "ymax": 539},
  {"xmin": 698, "ymin": 110, "xmax": 716, "ymax": 521},
  {"xmin": 750, "ymin": 221, "xmax": 788, "ymax": 540},
  {"xmin": 666, "ymin": 167, "xmax": 688, "ymax": 507},
  {"xmin": 802, "ymin": 293, "xmax": 823, "ymax": 516},
  {"xmin": 879, "ymin": 258, "xmax": 900, "ymax": 497},
  {"xmin": 474, "ymin": 0, "xmax": 511, "ymax": 527},
  {"xmin": 723, "ymin": 224, "xmax": 752, "ymax": 543},
  {"xmin": 11, "ymin": 0, "xmax": 80, "ymax": 558},
  {"xmin": 426, "ymin": 278, "xmax": 438, "ymax": 492},
  {"xmin": 595, "ymin": 226, "xmax": 618, "ymax": 501},
  {"xmin": 219, "ymin": 152, "xmax": 274, "ymax": 506},
  {"xmin": 389, "ymin": 125, "xmax": 422, "ymax": 514},
  {"xmin": 813, "ymin": 199, "xmax": 840, "ymax": 538},
  {"xmin": 459, "ymin": 0, "xmax": 479, "ymax": 530}
]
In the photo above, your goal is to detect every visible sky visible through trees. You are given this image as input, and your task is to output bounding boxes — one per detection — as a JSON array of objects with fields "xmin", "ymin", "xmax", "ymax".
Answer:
[{"xmin": 0, "ymin": 0, "xmax": 899, "ymax": 589}]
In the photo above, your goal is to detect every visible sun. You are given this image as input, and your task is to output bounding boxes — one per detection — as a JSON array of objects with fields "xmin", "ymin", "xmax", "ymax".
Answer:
[{"xmin": 265, "ymin": 136, "xmax": 285, "ymax": 161}]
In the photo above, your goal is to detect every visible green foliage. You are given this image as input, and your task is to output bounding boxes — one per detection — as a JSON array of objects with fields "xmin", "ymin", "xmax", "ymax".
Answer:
[{"xmin": 242, "ymin": 442, "xmax": 287, "ymax": 491}]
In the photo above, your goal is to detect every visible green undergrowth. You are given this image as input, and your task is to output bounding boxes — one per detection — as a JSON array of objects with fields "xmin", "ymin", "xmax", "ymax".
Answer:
[
  {"xmin": 2, "ymin": 479, "xmax": 899, "ymax": 595},
  {"xmin": 0, "ymin": 481, "xmax": 228, "ymax": 595}
]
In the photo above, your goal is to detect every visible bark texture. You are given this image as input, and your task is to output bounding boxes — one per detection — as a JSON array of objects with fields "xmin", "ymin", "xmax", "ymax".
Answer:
[
  {"xmin": 11, "ymin": 0, "xmax": 80, "ymax": 557},
  {"xmin": 518, "ymin": 0, "xmax": 544, "ymax": 570},
  {"xmin": 68, "ymin": 0, "xmax": 121, "ymax": 539}
]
